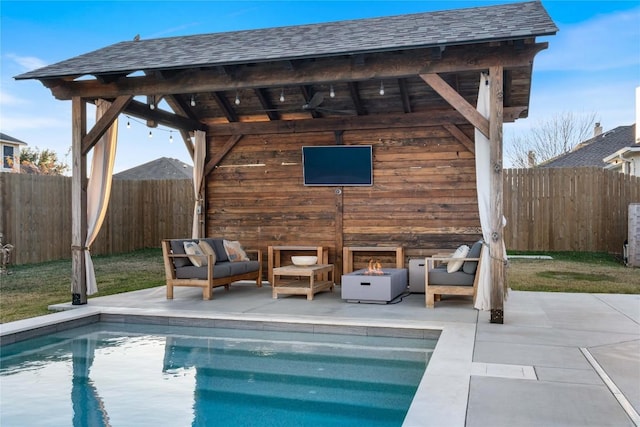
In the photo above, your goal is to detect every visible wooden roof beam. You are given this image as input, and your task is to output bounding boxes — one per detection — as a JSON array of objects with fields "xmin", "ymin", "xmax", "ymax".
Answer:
[
  {"xmin": 123, "ymin": 99, "xmax": 207, "ymax": 131},
  {"xmin": 45, "ymin": 43, "xmax": 548, "ymax": 100}
]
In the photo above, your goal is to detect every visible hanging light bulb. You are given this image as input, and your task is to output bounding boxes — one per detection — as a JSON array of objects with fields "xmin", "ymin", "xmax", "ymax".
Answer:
[
  {"xmin": 329, "ymin": 85, "xmax": 335, "ymax": 98},
  {"xmin": 379, "ymin": 81, "xmax": 385, "ymax": 96},
  {"xmin": 279, "ymin": 88, "xmax": 285, "ymax": 102},
  {"xmin": 190, "ymin": 95, "xmax": 196, "ymax": 107},
  {"xmin": 235, "ymin": 91, "xmax": 240, "ymax": 105},
  {"xmin": 148, "ymin": 130, "xmax": 153, "ymax": 138},
  {"xmin": 150, "ymin": 101, "xmax": 155, "ymax": 110},
  {"xmin": 169, "ymin": 132, "xmax": 173, "ymax": 143},
  {"xmin": 126, "ymin": 120, "xmax": 131, "ymax": 129}
]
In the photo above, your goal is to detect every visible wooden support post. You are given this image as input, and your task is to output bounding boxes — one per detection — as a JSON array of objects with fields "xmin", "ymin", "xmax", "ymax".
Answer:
[
  {"xmin": 489, "ymin": 66, "xmax": 505, "ymax": 324},
  {"xmin": 71, "ymin": 97, "xmax": 88, "ymax": 305}
]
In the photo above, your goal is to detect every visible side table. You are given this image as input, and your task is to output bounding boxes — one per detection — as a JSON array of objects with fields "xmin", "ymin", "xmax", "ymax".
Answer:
[
  {"xmin": 272, "ymin": 264, "xmax": 334, "ymax": 300},
  {"xmin": 268, "ymin": 245, "xmax": 329, "ymax": 284}
]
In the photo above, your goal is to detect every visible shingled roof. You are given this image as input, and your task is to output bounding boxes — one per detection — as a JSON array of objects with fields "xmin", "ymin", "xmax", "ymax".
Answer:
[
  {"xmin": 0, "ymin": 133, "xmax": 27, "ymax": 145},
  {"xmin": 113, "ymin": 157, "xmax": 193, "ymax": 180},
  {"xmin": 15, "ymin": 1, "xmax": 556, "ymax": 80},
  {"xmin": 540, "ymin": 124, "xmax": 637, "ymax": 168}
]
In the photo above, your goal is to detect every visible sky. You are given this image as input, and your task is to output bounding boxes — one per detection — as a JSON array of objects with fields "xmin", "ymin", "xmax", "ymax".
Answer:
[{"xmin": 1, "ymin": 0, "xmax": 639, "ymax": 173}]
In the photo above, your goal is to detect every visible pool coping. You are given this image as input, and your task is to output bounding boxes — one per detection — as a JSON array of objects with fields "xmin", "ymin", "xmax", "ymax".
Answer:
[{"xmin": 0, "ymin": 305, "xmax": 476, "ymax": 426}]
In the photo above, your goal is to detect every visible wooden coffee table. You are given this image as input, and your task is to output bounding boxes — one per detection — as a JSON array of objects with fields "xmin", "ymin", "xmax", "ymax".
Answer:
[{"xmin": 272, "ymin": 264, "xmax": 334, "ymax": 300}]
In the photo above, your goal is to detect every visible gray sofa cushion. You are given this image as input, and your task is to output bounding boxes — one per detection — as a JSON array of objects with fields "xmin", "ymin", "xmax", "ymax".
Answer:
[
  {"xmin": 463, "ymin": 240, "xmax": 483, "ymax": 274},
  {"xmin": 170, "ymin": 239, "xmax": 193, "ymax": 268},
  {"xmin": 203, "ymin": 238, "xmax": 228, "ymax": 262},
  {"xmin": 174, "ymin": 260, "xmax": 260, "ymax": 280},
  {"xmin": 176, "ymin": 264, "xmax": 231, "ymax": 279},
  {"xmin": 428, "ymin": 265, "xmax": 475, "ymax": 286}
]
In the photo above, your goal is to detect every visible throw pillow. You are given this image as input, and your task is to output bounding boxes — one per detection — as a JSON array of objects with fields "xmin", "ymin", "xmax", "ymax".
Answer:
[
  {"xmin": 447, "ymin": 244, "xmax": 470, "ymax": 273},
  {"xmin": 183, "ymin": 241, "xmax": 207, "ymax": 267},
  {"xmin": 223, "ymin": 240, "xmax": 249, "ymax": 262},
  {"xmin": 198, "ymin": 240, "xmax": 217, "ymax": 265}
]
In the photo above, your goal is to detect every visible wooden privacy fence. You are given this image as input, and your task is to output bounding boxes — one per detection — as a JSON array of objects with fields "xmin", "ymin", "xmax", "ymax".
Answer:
[
  {"xmin": 504, "ymin": 167, "xmax": 640, "ymax": 253},
  {"xmin": 0, "ymin": 174, "xmax": 194, "ymax": 265},
  {"xmin": 2, "ymin": 167, "xmax": 639, "ymax": 264}
]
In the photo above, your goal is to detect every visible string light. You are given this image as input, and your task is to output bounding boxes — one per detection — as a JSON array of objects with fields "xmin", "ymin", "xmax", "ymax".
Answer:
[
  {"xmin": 190, "ymin": 95, "xmax": 196, "ymax": 107},
  {"xmin": 279, "ymin": 88, "xmax": 285, "ymax": 102},
  {"xmin": 125, "ymin": 115, "xmax": 177, "ymax": 143},
  {"xmin": 329, "ymin": 85, "xmax": 335, "ymax": 98},
  {"xmin": 379, "ymin": 81, "xmax": 385, "ymax": 96},
  {"xmin": 235, "ymin": 91, "xmax": 241, "ymax": 105}
]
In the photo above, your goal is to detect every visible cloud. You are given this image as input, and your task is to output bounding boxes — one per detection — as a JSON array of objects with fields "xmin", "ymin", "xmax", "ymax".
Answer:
[
  {"xmin": 5, "ymin": 53, "xmax": 48, "ymax": 71},
  {"xmin": 0, "ymin": 89, "xmax": 27, "ymax": 106},
  {"xmin": 2, "ymin": 114, "xmax": 68, "ymax": 131},
  {"xmin": 537, "ymin": 6, "xmax": 640, "ymax": 72}
]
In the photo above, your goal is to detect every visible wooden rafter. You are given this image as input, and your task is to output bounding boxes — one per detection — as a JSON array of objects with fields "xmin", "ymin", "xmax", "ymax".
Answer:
[
  {"xmin": 300, "ymin": 86, "xmax": 321, "ymax": 119},
  {"xmin": 45, "ymin": 43, "xmax": 548, "ymax": 100},
  {"xmin": 348, "ymin": 82, "xmax": 366, "ymax": 115},
  {"xmin": 254, "ymin": 88, "xmax": 280, "ymax": 121},
  {"xmin": 212, "ymin": 91, "xmax": 238, "ymax": 122},
  {"xmin": 398, "ymin": 78, "xmax": 412, "ymax": 113}
]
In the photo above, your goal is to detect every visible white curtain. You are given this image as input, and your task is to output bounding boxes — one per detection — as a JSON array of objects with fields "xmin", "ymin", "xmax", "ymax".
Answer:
[
  {"xmin": 192, "ymin": 130, "xmax": 206, "ymax": 238},
  {"xmin": 474, "ymin": 73, "xmax": 492, "ymax": 310},
  {"xmin": 83, "ymin": 99, "xmax": 118, "ymax": 295}
]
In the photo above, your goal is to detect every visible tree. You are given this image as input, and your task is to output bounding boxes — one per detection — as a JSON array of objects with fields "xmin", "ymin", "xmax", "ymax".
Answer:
[
  {"xmin": 20, "ymin": 146, "xmax": 70, "ymax": 175},
  {"xmin": 506, "ymin": 111, "xmax": 598, "ymax": 168}
]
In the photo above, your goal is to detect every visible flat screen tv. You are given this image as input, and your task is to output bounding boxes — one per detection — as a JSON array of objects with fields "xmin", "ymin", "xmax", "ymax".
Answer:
[{"xmin": 302, "ymin": 145, "xmax": 373, "ymax": 186}]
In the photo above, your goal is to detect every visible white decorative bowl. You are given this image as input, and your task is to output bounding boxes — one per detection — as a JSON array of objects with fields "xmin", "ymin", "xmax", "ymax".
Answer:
[{"xmin": 291, "ymin": 256, "xmax": 318, "ymax": 266}]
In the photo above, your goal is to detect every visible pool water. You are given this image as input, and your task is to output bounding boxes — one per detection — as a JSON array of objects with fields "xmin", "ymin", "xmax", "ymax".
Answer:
[{"xmin": 0, "ymin": 322, "xmax": 435, "ymax": 427}]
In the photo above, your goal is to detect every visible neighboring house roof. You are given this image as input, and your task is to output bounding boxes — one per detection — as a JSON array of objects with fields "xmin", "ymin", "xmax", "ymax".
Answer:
[
  {"xmin": 15, "ymin": 1, "xmax": 557, "ymax": 80},
  {"xmin": 0, "ymin": 132, "xmax": 28, "ymax": 145},
  {"xmin": 540, "ymin": 124, "xmax": 637, "ymax": 168},
  {"xmin": 113, "ymin": 157, "xmax": 193, "ymax": 180}
]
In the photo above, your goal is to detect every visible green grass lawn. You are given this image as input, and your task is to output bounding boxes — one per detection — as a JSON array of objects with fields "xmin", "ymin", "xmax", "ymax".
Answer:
[
  {"xmin": 507, "ymin": 251, "xmax": 640, "ymax": 293},
  {"xmin": 0, "ymin": 249, "xmax": 637, "ymax": 324},
  {"xmin": 0, "ymin": 248, "xmax": 165, "ymax": 323}
]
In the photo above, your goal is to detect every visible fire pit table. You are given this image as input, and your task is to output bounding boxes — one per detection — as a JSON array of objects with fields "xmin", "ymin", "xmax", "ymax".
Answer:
[{"xmin": 341, "ymin": 267, "xmax": 408, "ymax": 303}]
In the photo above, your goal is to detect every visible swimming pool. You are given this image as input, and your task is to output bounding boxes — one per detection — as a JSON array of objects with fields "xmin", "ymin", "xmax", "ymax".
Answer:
[{"xmin": 0, "ymin": 321, "xmax": 437, "ymax": 426}]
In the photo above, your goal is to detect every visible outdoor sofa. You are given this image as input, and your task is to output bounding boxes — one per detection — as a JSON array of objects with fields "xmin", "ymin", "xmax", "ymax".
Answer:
[{"xmin": 162, "ymin": 238, "xmax": 262, "ymax": 300}]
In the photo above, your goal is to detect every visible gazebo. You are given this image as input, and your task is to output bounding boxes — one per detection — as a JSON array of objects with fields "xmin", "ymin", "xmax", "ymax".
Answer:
[{"xmin": 15, "ymin": 1, "xmax": 557, "ymax": 323}]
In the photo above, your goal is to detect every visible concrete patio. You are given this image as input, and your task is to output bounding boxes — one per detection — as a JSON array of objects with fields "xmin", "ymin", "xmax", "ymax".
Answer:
[{"xmin": 3, "ymin": 284, "xmax": 639, "ymax": 426}]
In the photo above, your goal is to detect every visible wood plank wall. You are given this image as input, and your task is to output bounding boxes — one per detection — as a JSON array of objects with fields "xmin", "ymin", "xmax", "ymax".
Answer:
[{"xmin": 205, "ymin": 125, "xmax": 483, "ymax": 276}]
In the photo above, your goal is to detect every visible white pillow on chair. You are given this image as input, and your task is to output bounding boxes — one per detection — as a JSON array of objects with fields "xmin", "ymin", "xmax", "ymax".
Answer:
[{"xmin": 447, "ymin": 244, "xmax": 470, "ymax": 273}]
